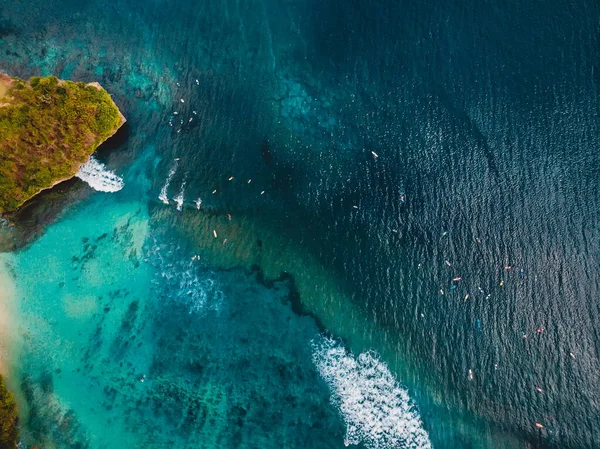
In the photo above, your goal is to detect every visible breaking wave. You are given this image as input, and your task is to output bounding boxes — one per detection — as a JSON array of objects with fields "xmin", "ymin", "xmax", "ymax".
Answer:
[
  {"xmin": 174, "ymin": 180, "xmax": 185, "ymax": 211},
  {"xmin": 312, "ymin": 336, "xmax": 432, "ymax": 449},
  {"xmin": 76, "ymin": 157, "xmax": 124, "ymax": 192},
  {"xmin": 158, "ymin": 159, "xmax": 179, "ymax": 204}
]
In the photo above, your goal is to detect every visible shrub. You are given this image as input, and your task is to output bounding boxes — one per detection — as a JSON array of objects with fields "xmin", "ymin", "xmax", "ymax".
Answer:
[
  {"xmin": 0, "ymin": 75, "xmax": 123, "ymax": 213},
  {"xmin": 0, "ymin": 374, "xmax": 18, "ymax": 449}
]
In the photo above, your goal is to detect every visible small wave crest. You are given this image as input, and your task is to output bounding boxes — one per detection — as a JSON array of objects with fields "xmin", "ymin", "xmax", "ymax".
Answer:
[
  {"xmin": 76, "ymin": 157, "xmax": 124, "ymax": 192},
  {"xmin": 158, "ymin": 160, "xmax": 179, "ymax": 204},
  {"xmin": 148, "ymin": 242, "xmax": 224, "ymax": 313},
  {"xmin": 174, "ymin": 180, "xmax": 185, "ymax": 211},
  {"xmin": 174, "ymin": 269, "xmax": 224, "ymax": 314},
  {"xmin": 312, "ymin": 336, "xmax": 432, "ymax": 449}
]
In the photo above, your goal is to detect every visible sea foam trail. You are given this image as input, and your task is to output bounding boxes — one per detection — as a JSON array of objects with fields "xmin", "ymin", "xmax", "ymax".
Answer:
[
  {"xmin": 174, "ymin": 180, "xmax": 185, "ymax": 211},
  {"xmin": 76, "ymin": 157, "xmax": 124, "ymax": 192},
  {"xmin": 312, "ymin": 337, "xmax": 432, "ymax": 449},
  {"xmin": 158, "ymin": 160, "xmax": 179, "ymax": 204}
]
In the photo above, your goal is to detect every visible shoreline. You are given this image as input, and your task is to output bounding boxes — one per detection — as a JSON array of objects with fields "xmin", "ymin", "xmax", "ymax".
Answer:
[
  {"xmin": 0, "ymin": 255, "xmax": 29, "ymax": 424},
  {"xmin": 0, "ymin": 257, "xmax": 18, "ymax": 377}
]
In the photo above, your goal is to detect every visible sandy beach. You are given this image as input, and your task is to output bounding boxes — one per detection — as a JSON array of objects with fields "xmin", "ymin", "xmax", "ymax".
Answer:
[
  {"xmin": 0, "ymin": 256, "xmax": 19, "ymax": 379},
  {"xmin": 0, "ymin": 255, "xmax": 31, "ymax": 430}
]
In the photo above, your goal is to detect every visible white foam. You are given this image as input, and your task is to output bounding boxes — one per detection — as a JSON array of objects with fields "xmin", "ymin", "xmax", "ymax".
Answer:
[
  {"xmin": 195, "ymin": 197, "xmax": 202, "ymax": 210},
  {"xmin": 174, "ymin": 180, "xmax": 185, "ymax": 211},
  {"xmin": 312, "ymin": 337, "xmax": 432, "ymax": 449},
  {"xmin": 76, "ymin": 157, "xmax": 124, "ymax": 192},
  {"xmin": 158, "ymin": 160, "xmax": 179, "ymax": 204},
  {"xmin": 161, "ymin": 261, "xmax": 224, "ymax": 314},
  {"xmin": 148, "ymin": 242, "xmax": 224, "ymax": 314}
]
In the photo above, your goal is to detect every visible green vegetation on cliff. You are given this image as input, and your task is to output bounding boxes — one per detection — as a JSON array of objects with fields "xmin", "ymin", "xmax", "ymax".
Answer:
[
  {"xmin": 0, "ymin": 74, "xmax": 124, "ymax": 213},
  {"xmin": 0, "ymin": 374, "xmax": 18, "ymax": 449}
]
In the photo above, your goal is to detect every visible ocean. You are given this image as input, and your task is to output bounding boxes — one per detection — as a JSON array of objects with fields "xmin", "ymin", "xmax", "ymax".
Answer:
[{"xmin": 1, "ymin": 0, "xmax": 600, "ymax": 448}]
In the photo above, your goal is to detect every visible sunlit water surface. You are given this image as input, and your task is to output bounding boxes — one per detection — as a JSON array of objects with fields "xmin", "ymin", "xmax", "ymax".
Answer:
[{"xmin": 1, "ymin": 0, "xmax": 600, "ymax": 448}]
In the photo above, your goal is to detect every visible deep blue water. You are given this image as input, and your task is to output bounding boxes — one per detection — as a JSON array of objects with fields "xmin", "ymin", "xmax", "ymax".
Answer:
[{"xmin": 1, "ymin": 0, "xmax": 600, "ymax": 448}]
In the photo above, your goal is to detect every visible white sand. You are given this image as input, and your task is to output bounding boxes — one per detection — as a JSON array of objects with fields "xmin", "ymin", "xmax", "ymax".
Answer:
[
  {"xmin": 0, "ymin": 256, "xmax": 29, "ymax": 420},
  {"xmin": 0, "ymin": 257, "xmax": 23, "ymax": 393},
  {"xmin": 0, "ymin": 258, "xmax": 18, "ymax": 377}
]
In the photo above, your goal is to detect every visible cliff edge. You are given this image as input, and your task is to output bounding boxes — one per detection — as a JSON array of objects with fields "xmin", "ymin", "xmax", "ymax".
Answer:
[{"xmin": 0, "ymin": 74, "xmax": 125, "ymax": 214}]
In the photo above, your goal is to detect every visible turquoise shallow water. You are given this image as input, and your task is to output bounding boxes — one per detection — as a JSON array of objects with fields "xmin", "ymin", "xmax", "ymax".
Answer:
[
  {"xmin": 2, "ymin": 0, "xmax": 600, "ymax": 448},
  {"xmin": 1, "ymin": 197, "xmax": 349, "ymax": 449}
]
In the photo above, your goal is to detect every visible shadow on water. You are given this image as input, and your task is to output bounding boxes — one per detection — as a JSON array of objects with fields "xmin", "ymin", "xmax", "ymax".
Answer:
[
  {"xmin": 0, "ymin": 123, "xmax": 131, "ymax": 254},
  {"xmin": 0, "ymin": 178, "xmax": 90, "ymax": 253},
  {"xmin": 94, "ymin": 121, "xmax": 130, "ymax": 156},
  {"xmin": 2, "ymin": 0, "xmax": 600, "ymax": 448}
]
